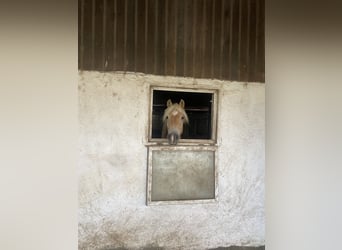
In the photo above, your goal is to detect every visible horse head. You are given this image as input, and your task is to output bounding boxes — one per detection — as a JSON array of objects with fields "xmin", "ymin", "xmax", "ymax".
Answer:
[{"xmin": 162, "ymin": 99, "xmax": 189, "ymax": 145}]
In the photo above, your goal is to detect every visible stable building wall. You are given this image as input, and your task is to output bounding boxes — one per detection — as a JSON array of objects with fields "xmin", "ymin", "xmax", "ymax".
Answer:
[{"xmin": 78, "ymin": 71, "xmax": 265, "ymax": 249}]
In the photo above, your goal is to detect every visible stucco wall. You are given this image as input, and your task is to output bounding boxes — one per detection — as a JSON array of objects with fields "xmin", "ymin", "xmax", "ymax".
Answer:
[{"xmin": 78, "ymin": 71, "xmax": 265, "ymax": 250}]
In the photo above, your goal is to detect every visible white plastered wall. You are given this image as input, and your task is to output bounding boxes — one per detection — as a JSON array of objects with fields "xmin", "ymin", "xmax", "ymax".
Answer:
[{"xmin": 78, "ymin": 71, "xmax": 265, "ymax": 250}]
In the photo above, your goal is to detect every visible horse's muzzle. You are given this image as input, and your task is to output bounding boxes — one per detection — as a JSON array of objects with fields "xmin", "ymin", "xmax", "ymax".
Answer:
[{"xmin": 167, "ymin": 132, "xmax": 179, "ymax": 145}]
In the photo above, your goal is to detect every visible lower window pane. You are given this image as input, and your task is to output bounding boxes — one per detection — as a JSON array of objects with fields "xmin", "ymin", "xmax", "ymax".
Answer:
[{"xmin": 151, "ymin": 150, "xmax": 215, "ymax": 201}]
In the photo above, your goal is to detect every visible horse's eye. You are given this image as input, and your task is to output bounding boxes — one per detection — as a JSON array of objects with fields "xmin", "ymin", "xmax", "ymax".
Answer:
[
  {"xmin": 166, "ymin": 116, "xmax": 168, "ymax": 119},
  {"xmin": 181, "ymin": 116, "xmax": 184, "ymax": 120}
]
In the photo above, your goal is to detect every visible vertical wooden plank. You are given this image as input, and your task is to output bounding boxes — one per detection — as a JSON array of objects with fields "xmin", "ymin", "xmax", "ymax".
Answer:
[
  {"xmin": 113, "ymin": 0, "xmax": 117, "ymax": 70},
  {"xmin": 219, "ymin": 0, "xmax": 225, "ymax": 79},
  {"xmin": 183, "ymin": 0, "xmax": 193, "ymax": 77},
  {"xmin": 105, "ymin": 0, "xmax": 114, "ymax": 71},
  {"xmin": 201, "ymin": 0, "xmax": 213, "ymax": 78},
  {"xmin": 247, "ymin": 0, "xmax": 256, "ymax": 81},
  {"xmin": 175, "ymin": 0, "xmax": 184, "ymax": 76},
  {"xmin": 220, "ymin": 0, "xmax": 231, "ymax": 79},
  {"xmin": 134, "ymin": 0, "xmax": 138, "ymax": 72},
  {"xmin": 228, "ymin": 0, "xmax": 235, "ymax": 80},
  {"xmin": 200, "ymin": 0, "xmax": 206, "ymax": 78},
  {"xmin": 169, "ymin": 0, "xmax": 177, "ymax": 75},
  {"xmin": 102, "ymin": 0, "xmax": 107, "ymax": 71},
  {"xmin": 144, "ymin": 0, "xmax": 148, "ymax": 73},
  {"xmin": 165, "ymin": 0, "xmax": 176, "ymax": 75},
  {"xmin": 192, "ymin": 0, "xmax": 196, "ymax": 77},
  {"xmin": 79, "ymin": 0, "xmax": 84, "ymax": 70},
  {"xmin": 136, "ymin": 0, "xmax": 146, "ymax": 73},
  {"xmin": 173, "ymin": 0, "xmax": 178, "ymax": 76},
  {"xmin": 191, "ymin": 0, "xmax": 197, "ymax": 77},
  {"xmin": 146, "ymin": 0, "xmax": 155, "ymax": 74},
  {"xmin": 194, "ymin": 0, "xmax": 204, "ymax": 78},
  {"xmin": 254, "ymin": 0, "xmax": 259, "ymax": 79},
  {"xmin": 82, "ymin": 0, "xmax": 92, "ymax": 70},
  {"xmin": 245, "ymin": 0, "xmax": 251, "ymax": 81},
  {"xmin": 91, "ymin": 0, "xmax": 95, "ymax": 69},
  {"xmin": 237, "ymin": 0, "xmax": 242, "ymax": 80},
  {"xmin": 164, "ymin": 0, "xmax": 168, "ymax": 75},
  {"xmin": 221, "ymin": 0, "xmax": 231, "ymax": 80},
  {"xmin": 153, "ymin": 0, "xmax": 158, "ymax": 74},
  {"xmin": 115, "ymin": 0, "xmax": 125, "ymax": 71},
  {"xmin": 258, "ymin": 0, "xmax": 265, "ymax": 82},
  {"xmin": 212, "ymin": 0, "xmax": 222, "ymax": 79},
  {"xmin": 238, "ymin": 0, "xmax": 249, "ymax": 82},
  {"xmin": 230, "ymin": 0, "xmax": 240, "ymax": 81},
  {"xmin": 123, "ymin": 0, "xmax": 127, "ymax": 71},
  {"xmin": 183, "ymin": 0, "xmax": 187, "ymax": 76},
  {"xmin": 210, "ymin": 0, "xmax": 216, "ymax": 78},
  {"xmin": 126, "ymin": 0, "xmax": 135, "ymax": 72},
  {"xmin": 94, "ymin": 0, "xmax": 104, "ymax": 70},
  {"xmin": 156, "ymin": 0, "xmax": 165, "ymax": 75}
]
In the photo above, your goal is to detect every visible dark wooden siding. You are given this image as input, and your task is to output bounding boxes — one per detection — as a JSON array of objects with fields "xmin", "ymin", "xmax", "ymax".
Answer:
[{"xmin": 79, "ymin": 0, "xmax": 264, "ymax": 82}]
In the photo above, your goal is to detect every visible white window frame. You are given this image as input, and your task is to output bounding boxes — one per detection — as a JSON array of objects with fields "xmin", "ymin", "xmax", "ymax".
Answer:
[
  {"xmin": 147, "ymin": 86, "xmax": 219, "ymax": 146},
  {"xmin": 147, "ymin": 145, "xmax": 218, "ymax": 205},
  {"xmin": 146, "ymin": 85, "xmax": 219, "ymax": 205}
]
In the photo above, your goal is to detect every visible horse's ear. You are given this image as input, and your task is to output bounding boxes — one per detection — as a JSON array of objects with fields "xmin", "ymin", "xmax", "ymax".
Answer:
[
  {"xmin": 166, "ymin": 99, "xmax": 172, "ymax": 107},
  {"xmin": 179, "ymin": 99, "xmax": 185, "ymax": 109}
]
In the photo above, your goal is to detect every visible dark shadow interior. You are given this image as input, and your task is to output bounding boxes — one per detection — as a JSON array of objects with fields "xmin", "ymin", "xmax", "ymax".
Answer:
[{"xmin": 152, "ymin": 90, "xmax": 213, "ymax": 139}]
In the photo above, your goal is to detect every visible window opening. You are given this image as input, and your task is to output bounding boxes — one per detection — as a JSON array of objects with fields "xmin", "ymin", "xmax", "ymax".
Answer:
[{"xmin": 151, "ymin": 89, "xmax": 216, "ymax": 142}]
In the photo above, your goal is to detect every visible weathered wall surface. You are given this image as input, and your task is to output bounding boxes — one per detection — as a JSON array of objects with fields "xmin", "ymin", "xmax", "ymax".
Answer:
[{"xmin": 78, "ymin": 71, "xmax": 265, "ymax": 250}]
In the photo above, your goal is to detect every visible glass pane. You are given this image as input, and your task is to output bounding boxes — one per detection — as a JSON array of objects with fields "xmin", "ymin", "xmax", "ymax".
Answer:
[{"xmin": 151, "ymin": 150, "xmax": 215, "ymax": 201}]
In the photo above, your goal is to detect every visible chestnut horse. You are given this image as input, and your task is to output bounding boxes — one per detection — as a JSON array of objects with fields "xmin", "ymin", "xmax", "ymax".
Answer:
[{"xmin": 162, "ymin": 99, "xmax": 189, "ymax": 145}]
